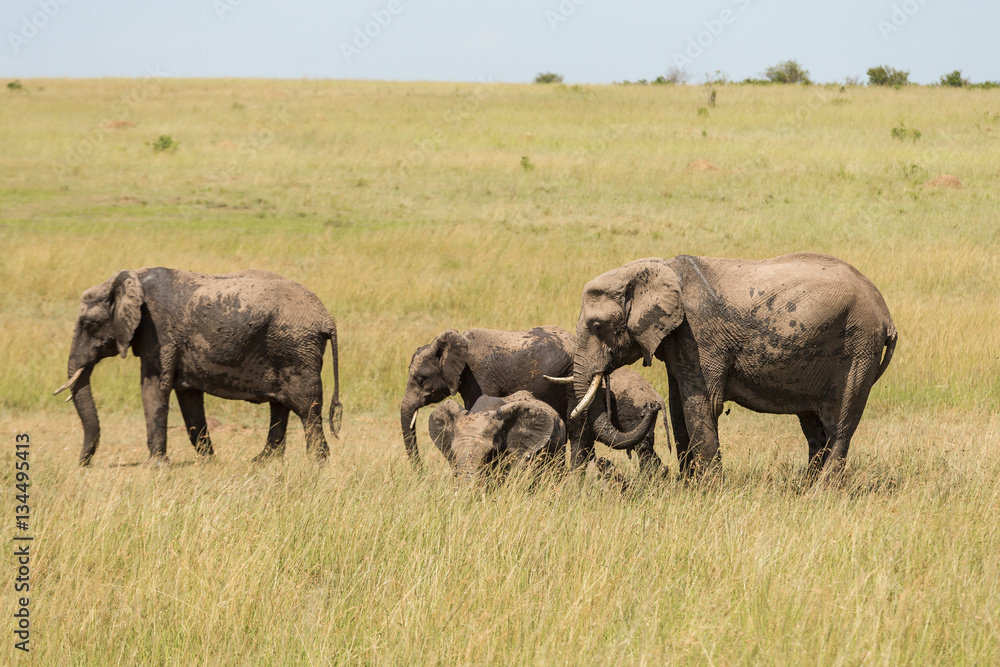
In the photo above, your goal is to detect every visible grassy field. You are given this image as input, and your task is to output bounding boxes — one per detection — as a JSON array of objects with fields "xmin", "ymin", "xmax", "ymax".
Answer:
[{"xmin": 1, "ymin": 78, "xmax": 999, "ymax": 663}]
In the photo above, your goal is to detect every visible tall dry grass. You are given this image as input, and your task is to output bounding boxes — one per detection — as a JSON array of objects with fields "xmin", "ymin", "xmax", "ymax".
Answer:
[{"xmin": 1, "ymin": 79, "xmax": 998, "ymax": 663}]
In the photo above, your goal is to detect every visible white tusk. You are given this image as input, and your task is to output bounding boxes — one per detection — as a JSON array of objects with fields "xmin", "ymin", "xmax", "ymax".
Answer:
[
  {"xmin": 410, "ymin": 411, "xmax": 418, "ymax": 430},
  {"xmin": 53, "ymin": 368, "xmax": 84, "ymax": 396},
  {"xmin": 570, "ymin": 373, "xmax": 603, "ymax": 419},
  {"xmin": 543, "ymin": 375, "xmax": 573, "ymax": 384}
]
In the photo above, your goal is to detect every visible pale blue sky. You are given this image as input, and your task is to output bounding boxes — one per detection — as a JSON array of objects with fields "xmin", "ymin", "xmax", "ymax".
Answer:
[{"xmin": 1, "ymin": 0, "xmax": 996, "ymax": 84}]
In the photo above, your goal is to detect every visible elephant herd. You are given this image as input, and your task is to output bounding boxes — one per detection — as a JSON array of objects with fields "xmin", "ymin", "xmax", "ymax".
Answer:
[{"xmin": 55, "ymin": 252, "xmax": 896, "ymax": 480}]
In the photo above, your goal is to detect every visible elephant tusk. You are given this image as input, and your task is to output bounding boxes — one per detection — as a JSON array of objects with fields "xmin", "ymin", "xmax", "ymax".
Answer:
[
  {"xmin": 53, "ymin": 368, "xmax": 84, "ymax": 396},
  {"xmin": 570, "ymin": 372, "xmax": 604, "ymax": 419},
  {"xmin": 410, "ymin": 411, "xmax": 418, "ymax": 430},
  {"xmin": 543, "ymin": 375, "xmax": 573, "ymax": 384}
]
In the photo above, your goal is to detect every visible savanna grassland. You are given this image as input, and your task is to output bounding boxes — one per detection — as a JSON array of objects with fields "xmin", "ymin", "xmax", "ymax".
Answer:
[{"xmin": 1, "ymin": 78, "xmax": 999, "ymax": 664}]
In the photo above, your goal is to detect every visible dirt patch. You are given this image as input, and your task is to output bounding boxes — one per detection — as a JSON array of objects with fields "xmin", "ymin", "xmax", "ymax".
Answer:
[
  {"xmin": 102, "ymin": 120, "xmax": 136, "ymax": 129},
  {"xmin": 688, "ymin": 159, "xmax": 719, "ymax": 171},
  {"xmin": 924, "ymin": 174, "xmax": 963, "ymax": 189},
  {"xmin": 219, "ymin": 140, "xmax": 237, "ymax": 150}
]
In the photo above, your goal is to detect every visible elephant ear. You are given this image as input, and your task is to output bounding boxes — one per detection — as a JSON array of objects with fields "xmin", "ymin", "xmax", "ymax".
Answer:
[
  {"xmin": 428, "ymin": 400, "xmax": 465, "ymax": 465},
  {"xmin": 497, "ymin": 401, "xmax": 564, "ymax": 461},
  {"xmin": 109, "ymin": 270, "xmax": 144, "ymax": 358},
  {"xmin": 433, "ymin": 329, "xmax": 469, "ymax": 395},
  {"xmin": 626, "ymin": 262, "xmax": 683, "ymax": 366}
]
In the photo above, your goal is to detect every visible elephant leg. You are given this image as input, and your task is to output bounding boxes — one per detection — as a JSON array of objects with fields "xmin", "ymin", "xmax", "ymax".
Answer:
[
  {"xmin": 296, "ymin": 398, "xmax": 329, "ymax": 463},
  {"xmin": 798, "ymin": 413, "xmax": 828, "ymax": 475},
  {"xmin": 253, "ymin": 401, "xmax": 290, "ymax": 462},
  {"xmin": 176, "ymin": 389, "xmax": 214, "ymax": 457},
  {"xmin": 667, "ymin": 373, "xmax": 692, "ymax": 475},
  {"xmin": 567, "ymin": 413, "xmax": 594, "ymax": 470},
  {"xmin": 820, "ymin": 365, "xmax": 875, "ymax": 476},
  {"xmin": 140, "ymin": 374, "xmax": 171, "ymax": 462},
  {"xmin": 681, "ymin": 392, "xmax": 723, "ymax": 476},
  {"xmin": 632, "ymin": 438, "xmax": 660, "ymax": 475}
]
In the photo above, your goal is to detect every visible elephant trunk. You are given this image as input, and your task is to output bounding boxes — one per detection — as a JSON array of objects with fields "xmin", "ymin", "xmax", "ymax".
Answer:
[
  {"xmin": 592, "ymin": 406, "xmax": 660, "ymax": 451},
  {"xmin": 400, "ymin": 388, "xmax": 423, "ymax": 468},
  {"xmin": 70, "ymin": 366, "xmax": 101, "ymax": 466}
]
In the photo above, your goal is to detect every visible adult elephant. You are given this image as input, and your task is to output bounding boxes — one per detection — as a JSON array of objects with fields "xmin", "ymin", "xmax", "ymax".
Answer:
[
  {"xmin": 570, "ymin": 253, "xmax": 896, "ymax": 477},
  {"xmin": 53, "ymin": 268, "xmax": 342, "ymax": 466},
  {"xmin": 400, "ymin": 327, "xmax": 659, "ymax": 468},
  {"xmin": 427, "ymin": 391, "xmax": 566, "ymax": 479}
]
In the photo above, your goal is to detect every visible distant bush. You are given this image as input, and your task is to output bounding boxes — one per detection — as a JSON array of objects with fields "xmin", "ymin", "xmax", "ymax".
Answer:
[
  {"xmin": 659, "ymin": 67, "xmax": 689, "ymax": 85},
  {"xmin": 151, "ymin": 135, "xmax": 178, "ymax": 153},
  {"xmin": 891, "ymin": 123, "xmax": 921, "ymax": 142},
  {"xmin": 764, "ymin": 60, "xmax": 811, "ymax": 85},
  {"xmin": 534, "ymin": 72, "xmax": 563, "ymax": 84},
  {"xmin": 868, "ymin": 66, "xmax": 910, "ymax": 87},
  {"xmin": 741, "ymin": 78, "xmax": 772, "ymax": 85},
  {"xmin": 971, "ymin": 81, "xmax": 1000, "ymax": 90},
  {"xmin": 7, "ymin": 80, "xmax": 23, "ymax": 91},
  {"xmin": 939, "ymin": 70, "xmax": 970, "ymax": 88}
]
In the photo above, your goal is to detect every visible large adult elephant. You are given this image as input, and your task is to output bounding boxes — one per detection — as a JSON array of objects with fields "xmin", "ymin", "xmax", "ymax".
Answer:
[
  {"xmin": 570, "ymin": 253, "xmax": 896, "ymax": 477},
  {"xmin": 400, "ymin": 327, "xmax": 659, "ymax": 468},
  {"xmin": 53, "ymin": 268, "xmax": 342, "ymax": 465}
]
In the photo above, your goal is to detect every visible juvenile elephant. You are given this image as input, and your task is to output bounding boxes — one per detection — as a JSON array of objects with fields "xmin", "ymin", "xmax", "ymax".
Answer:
[
  {"xmin": 53, "ymin": 268, "xmax": 342, "ymax": 465},
  {"xmin": 427, "ymin": 391, "xmax": 566, "ymax": 478},
  {"xmin": 570, "ymin": 253, "xmax": 896, "ymax": 477},
  {"xmin": 400, "ymin": 327, "xmax": 659, "ymax": 469},
  {"xmin": 544, "ymin": 367, "xmax": 664, "ymax": 472}
]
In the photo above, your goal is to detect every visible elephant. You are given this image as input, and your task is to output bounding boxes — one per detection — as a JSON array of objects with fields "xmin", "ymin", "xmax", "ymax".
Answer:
[
  {"xmin": 427, "ymin": 391, "xmax": 566, "ymax": 478},
  {"xmin": 53, "ymin": 268, "xmax": 342, "ymax": 466},
  {"xmin": 543, "ymin": 367, "xmax": 665, "ymax": 472},
  {"xmin": 400, "ymin": 327, "xmax": 660, "ymax": 469},
  {"xmin": 569, "ymin": 253, "xmax": 897, "ymax": 478}
]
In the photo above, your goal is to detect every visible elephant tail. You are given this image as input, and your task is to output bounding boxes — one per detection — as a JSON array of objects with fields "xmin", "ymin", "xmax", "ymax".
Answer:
[
  {"xmin": 874, "ymin": 321, "xmax": 897, "ymax": 383},
  {"xmin": 326, "ymin": 321, "xmax": 343, "ymax": 438}
]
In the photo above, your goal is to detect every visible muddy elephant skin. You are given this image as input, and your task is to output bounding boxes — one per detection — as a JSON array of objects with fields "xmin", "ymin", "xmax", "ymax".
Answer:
[
  {"xmin": 400, "ymin": 326, "xmax": 660, "ymax": 469},
  {"xmin": 427, "ymin": 391, "xmax": 566, "ymax": 479},
  {"xmin": 571, "ymin": 253, "xmax": 897, "ymax": 477},
  {"xmin": 55, "ymin": 268, "xmax": 342, "ymax": 465}
]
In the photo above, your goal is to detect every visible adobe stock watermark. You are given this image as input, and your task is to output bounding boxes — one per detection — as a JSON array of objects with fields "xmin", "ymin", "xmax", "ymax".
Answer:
[
  {"xmin": 877, "ymin": 0, "xmax": 933, "ymax": 40},
  {"xmin": 399, "ymin": 76, "xmax": 499, "ymax": 174},
  {"xmin": 7, "ymin": 0, "xmax": 74, "ymax": 53},
  {"xmin": 51, "ymin": 66, "xmax": 167, "ymax": 178},
  {"xmin": 214, "ymin": 0, "xmax": 248, "ymax": 22},
  {"xmin": 671, "ymin": 0, "xmax": 752, "ymax": 70},
  {"xmin": 545, "ymin": 0, "xmax": 590, "ymax": 32},
  {"xmin": 340, "ymin": 0, "xmax": 407, "ymax": 63}
]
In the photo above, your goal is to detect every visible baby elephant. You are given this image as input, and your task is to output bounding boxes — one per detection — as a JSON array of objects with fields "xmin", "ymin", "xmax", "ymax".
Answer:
[{"xmin": 427, "ymin": 391, "xmax": 566, "ymax": 479}]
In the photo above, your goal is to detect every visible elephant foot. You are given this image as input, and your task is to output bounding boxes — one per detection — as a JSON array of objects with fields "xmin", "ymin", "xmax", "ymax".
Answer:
[
  {"xmin": 143, "ymin": 455, "xmax": 170, "ymax": 468},
  {"xmin": 251, "ymin": 450, "xmax": 283, "ymax": 464},
  {"xmin": 588, "ymin": 458, "xmax": 631, "ymax": 494}
]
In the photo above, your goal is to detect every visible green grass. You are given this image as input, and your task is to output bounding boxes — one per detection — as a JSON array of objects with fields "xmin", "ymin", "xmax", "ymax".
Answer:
[{"xmin": 1, "ymin": 79, "xmax": 999, "ymax": 664}]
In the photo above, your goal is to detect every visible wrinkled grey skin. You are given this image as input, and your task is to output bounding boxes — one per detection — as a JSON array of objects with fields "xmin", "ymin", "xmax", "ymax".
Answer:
[
  {"xmin": 572, "ymin": 253, "xmax": 896, "ymax": 478},
  {"xmin": 400, "ymin": 327, "xmax": 658, "ymax": 469},
  {"xmin": 590, "ymin": 368, "xmax": 665, "ymax": 472},
  {"xmin": 427, "ymin": 391, "xmax": 566, "ymax": 478},
  {"xmin": 56, "ymin": 268, "xmax": 342, "ymax": 466}
]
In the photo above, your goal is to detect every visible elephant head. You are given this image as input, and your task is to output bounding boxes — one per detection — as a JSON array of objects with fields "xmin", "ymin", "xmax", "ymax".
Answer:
[
  {"xmin": 427, "ymin": 399, "xmax": 464, "ymax": 466},
  {"xmin": 400, "ymin": 330, "xmax": 469, "ymax": 467},
  {"xmin": 427, "ymin": 392, "xmax": 566, "ymax": 479},
  {"xmin": 53, "ymin": 270, "xmax": 144, "ymax": 466},
  {"xmin": 571, "ymin": 259, "xmax": 683, "ymax": 418}
]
